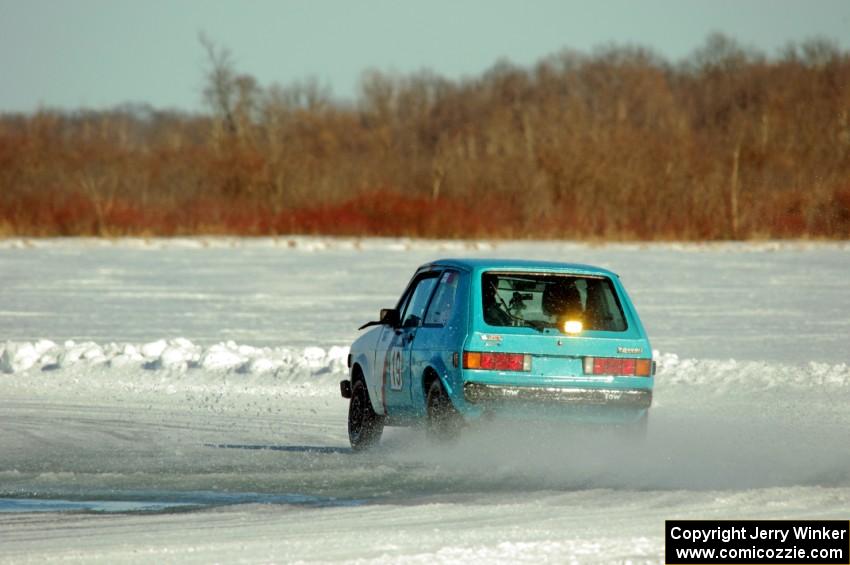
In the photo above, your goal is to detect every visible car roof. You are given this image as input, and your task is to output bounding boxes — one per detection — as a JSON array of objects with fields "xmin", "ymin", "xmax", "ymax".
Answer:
[{"xmin": 422, "ymin": 258, "xmax": 619, "ymax": 277}]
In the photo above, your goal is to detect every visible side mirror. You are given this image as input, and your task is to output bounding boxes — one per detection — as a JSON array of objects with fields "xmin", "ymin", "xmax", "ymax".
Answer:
[
  {"xmin": 358, "ymin": 308, "xmax": 400, "ymax": 331},
  {"xmin": 380, "ymin": 308, "xmax": 399, "ymax": 327}
]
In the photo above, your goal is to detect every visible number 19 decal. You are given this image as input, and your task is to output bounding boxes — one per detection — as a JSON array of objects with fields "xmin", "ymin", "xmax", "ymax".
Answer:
[{"xmin": 389, "ymin": 348, "xmax": 403, "ymax": 390}]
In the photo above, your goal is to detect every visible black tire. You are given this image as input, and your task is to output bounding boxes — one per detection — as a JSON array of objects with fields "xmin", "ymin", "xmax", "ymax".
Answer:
[
  {"xmin": 348, "ymin": 379, "xmax": 384, "ymax": 451},
  {"xmin": 425, "ymin": 378, "xmax": 461, "ymax": 442}
]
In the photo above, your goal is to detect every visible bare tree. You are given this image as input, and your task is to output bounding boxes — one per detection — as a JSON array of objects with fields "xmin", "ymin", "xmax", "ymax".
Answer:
[{"xmin": 199, "ymin": 32, "xmax": 238, "ymax": 136}]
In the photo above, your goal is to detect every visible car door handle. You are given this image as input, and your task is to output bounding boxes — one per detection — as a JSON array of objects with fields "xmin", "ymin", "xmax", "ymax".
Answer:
[{"xmin": 394, "ymin": 329, "xmax": 416, "ymax": 344}]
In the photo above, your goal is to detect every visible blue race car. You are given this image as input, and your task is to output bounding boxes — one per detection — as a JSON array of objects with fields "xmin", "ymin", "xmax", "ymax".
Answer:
[{"xmin": 340, "ymin": 259, "xmax": 654, "ymax": 450}]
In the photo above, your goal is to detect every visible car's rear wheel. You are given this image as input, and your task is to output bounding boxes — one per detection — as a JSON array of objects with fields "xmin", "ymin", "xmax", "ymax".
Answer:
[
  {"xmin": 425, "ymin": 378, "xmax": 461, "ymax": 442},
  {"xmin": 348, "ymin": 379, "xmax": 383, "ymax": 451}
]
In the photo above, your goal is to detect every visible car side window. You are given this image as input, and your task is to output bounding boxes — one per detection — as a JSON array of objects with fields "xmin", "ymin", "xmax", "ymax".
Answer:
[
  {"xmin": 400, "ymin": 275, "xmax": 439, "ymax": 328},
  {"xmin": 424, "ymin": 270, "xmax": 460, "ymax": 326}
]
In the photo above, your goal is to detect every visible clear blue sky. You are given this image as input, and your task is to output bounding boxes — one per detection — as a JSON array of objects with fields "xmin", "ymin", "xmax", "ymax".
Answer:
[{"xmin": 1, "ymin": 0, "xmax": 849, "ymax": 113}]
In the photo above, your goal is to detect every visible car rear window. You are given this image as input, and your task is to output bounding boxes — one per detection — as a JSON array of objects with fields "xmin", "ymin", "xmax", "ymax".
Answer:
[{"xmin": 481, "ymin": 272, "xmax": 627, "ymax": 332}]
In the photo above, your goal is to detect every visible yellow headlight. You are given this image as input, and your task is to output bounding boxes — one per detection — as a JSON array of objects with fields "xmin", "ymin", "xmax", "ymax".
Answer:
[{"xmin": 563, "ymin": 320, "xmax": 583, "ymax": 335}]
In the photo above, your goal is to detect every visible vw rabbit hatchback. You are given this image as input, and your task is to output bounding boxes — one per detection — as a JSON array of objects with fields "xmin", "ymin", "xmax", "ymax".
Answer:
[{"xmin": 340, "ymin": 259, "xmax": 654, "ymax": 450}]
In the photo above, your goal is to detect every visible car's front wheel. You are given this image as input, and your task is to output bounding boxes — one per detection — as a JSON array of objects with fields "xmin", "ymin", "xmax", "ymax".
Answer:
[
  {"xmin": 425, "ymin": 378, "xmax": 461, "ymax": 442},
  {"xmin": 348, "ymin": 379, "xmax": 384, "ymax": 451}
]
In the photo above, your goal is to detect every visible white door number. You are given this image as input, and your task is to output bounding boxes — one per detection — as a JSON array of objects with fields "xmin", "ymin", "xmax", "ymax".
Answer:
[{"xmin": 390, "ymin": 348, "xmax": 403, "ymax": 391}]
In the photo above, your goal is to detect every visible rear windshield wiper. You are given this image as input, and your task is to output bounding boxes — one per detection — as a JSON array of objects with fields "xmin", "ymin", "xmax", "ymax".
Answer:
[{"xmin": 516, "ymin": 318, "xmax": 546, "ymax": 333}]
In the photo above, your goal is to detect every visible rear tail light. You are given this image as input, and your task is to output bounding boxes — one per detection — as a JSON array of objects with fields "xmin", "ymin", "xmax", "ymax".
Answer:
[
  {"xmin": 463, "ymin": 351, "xmax": 531, "ymax": 372},
  {"xmin": 635, "ymin": 359, "xmax": 652, "ymax": 376},
  {"xmin": 584, "ymin": 357, "xmax": 653, "ymax": 377}
]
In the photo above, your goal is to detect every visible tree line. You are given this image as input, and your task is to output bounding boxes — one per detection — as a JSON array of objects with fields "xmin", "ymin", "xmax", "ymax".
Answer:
[{"xmin": 1, "ymin": 33, "xmax": 849, "ymax": 239}]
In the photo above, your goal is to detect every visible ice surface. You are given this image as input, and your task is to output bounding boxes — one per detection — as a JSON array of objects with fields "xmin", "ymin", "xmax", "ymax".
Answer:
[
  {"xmin": 2, "ymin": 237, "xmax": 849, "ymax": 362},
  {"xmin": 0, "ymin": 238, "xmax": 848, "ymax": 563}
]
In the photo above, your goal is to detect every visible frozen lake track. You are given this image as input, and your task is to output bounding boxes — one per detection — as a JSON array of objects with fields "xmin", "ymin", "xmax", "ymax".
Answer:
[{"xmin": 1, "ymin": 239, "xmax": 849, "ymax": 563}]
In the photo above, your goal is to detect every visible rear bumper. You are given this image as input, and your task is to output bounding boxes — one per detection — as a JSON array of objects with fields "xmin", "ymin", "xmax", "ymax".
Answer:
[{"xmin": 463, "ymin": 382, "xmax": 652, "ymax": 408}]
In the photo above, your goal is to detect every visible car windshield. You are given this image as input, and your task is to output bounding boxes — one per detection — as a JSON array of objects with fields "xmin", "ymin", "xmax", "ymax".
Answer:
[{"xmin": 481, "ymin": 272, "xmax": 627, "ymax": 331}]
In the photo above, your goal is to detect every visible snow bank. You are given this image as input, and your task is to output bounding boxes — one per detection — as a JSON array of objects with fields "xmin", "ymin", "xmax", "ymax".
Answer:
[
  {"xmin": 0, "ymin": 338, "xmax": 349, "ymax": 379},
  {"xmin": 0, "ymin": 339, "xmax": 56, "ymax": 373},
  {"xmin": 2, "ymin": 338, "xmax": 848, "ymax": 395},
  {"xmin": 654, "ymin": 351, "xmax": 850, "ymax": 390}
]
